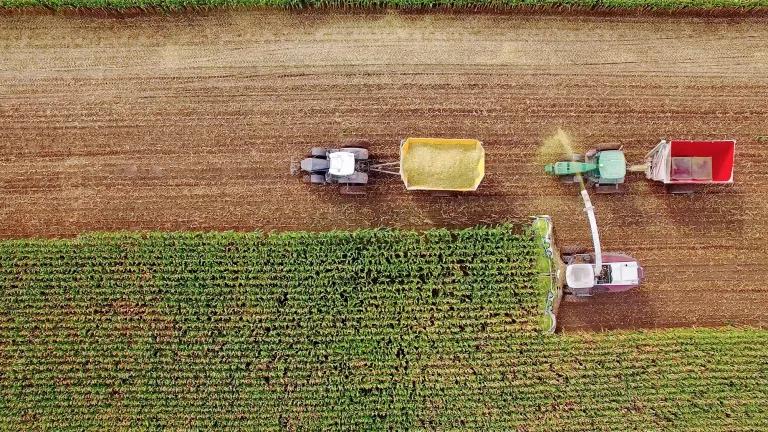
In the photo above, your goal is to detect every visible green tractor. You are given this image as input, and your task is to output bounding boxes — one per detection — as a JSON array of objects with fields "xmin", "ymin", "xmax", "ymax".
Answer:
[{"xmin": 544, "ymin": 145, "xmax": 626, "ymax": 194}]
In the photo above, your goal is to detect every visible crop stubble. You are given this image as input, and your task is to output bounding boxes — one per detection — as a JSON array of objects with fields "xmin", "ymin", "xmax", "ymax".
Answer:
[{"xmin": 0, "ymin": 11, "xmax": 766, "ymax": 331}]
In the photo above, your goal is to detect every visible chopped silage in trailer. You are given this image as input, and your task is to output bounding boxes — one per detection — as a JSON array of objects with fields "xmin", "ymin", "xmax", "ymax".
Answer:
[{"xmin": 400, "ymin": 138, "xmax": 485, "ymax": 191}]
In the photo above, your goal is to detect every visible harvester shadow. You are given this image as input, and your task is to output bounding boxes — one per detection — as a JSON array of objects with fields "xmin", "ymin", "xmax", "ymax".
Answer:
[{"xmin": 556, "ymin": 288, "xmax": 656, "ymax": 332}]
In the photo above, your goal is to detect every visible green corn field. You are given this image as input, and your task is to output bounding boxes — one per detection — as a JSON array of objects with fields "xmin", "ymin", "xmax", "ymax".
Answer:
[
  {"xmin": 0, "ymin": 226, "xmax": 765, "ymax": 429},
  {"xmin": 1, "ymin": 0, "xmax": 767, "ymax": 10}
]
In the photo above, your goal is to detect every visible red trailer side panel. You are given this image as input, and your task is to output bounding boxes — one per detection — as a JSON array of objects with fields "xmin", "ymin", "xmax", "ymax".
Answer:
[{"xmin": 669, "ymin": 140, "xmax": 735, "ymax": 183}]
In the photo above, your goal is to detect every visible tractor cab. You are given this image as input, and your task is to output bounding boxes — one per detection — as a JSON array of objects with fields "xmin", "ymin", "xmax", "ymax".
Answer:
[
  {"xmin": 544, "ymin": 146, "xmax": 628, "ymax": 193},
  {"xmin": 594, "ymin": 150, "xmax": 626, "ymax": 183},
  {"xmin": 328, "ymin": 151, "xmax": 356, "ymax": 176}
]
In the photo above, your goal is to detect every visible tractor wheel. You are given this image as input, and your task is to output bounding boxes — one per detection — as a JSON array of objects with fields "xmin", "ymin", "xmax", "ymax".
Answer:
[
  {"xmin": 665, "ymin": 184, "xmax": 695, "ymax": 195},
  {"xmin": 341, "ymin": 139, "xmax": 371, "ymax": 149},
  {"xmin": 309, "ymin": 174, "xmax": 325, "ymax": 185},
  {"xmin": 560, "ymin": 245, "xmax": 588, "ymax": 255},
  {"xmin": 595, "ymin": 143, "xmax": 622, "ymax": 151},
  {"xmin": 341, "ymin": 148, "xmax": 369, "ymax": 161},
  {"xmin": 310, "ymin": 147, "xmax": 327, "ymax": 158},
  {"xmin": 594, "ymin": 184, "xmax": 624, "ymax": 194},
  {"xmin": 340, "ymin": 185, "xmax": 367, "ymax": 195}
]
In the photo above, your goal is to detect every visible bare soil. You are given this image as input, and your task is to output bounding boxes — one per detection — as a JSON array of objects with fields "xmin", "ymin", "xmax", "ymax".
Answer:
[{"xmin": 1, "ymin": 11, "xmax": 766, "ymax": 332}]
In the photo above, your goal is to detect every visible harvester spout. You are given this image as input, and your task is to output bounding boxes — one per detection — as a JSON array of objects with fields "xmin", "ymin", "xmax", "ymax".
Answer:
[{"xmin": 579, "ymin": 188, "xmax": 603, "ymax": 275}]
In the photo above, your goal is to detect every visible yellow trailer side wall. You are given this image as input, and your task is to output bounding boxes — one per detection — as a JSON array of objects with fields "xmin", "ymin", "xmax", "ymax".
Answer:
[{"xmin": 400, "ymin": 138, "xmax": 485, "ymax": 191}]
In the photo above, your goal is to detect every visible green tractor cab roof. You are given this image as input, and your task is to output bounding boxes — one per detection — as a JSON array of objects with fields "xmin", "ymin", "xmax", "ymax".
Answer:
[{"xmin": 597, "ymin": 150, "xmax": 626, "ymax": 180}]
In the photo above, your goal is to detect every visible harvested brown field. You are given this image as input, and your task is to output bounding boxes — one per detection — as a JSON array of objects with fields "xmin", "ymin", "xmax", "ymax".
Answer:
[{"xmin": 0, "ymin": 11, "xmax": 766, "ymax": 331}]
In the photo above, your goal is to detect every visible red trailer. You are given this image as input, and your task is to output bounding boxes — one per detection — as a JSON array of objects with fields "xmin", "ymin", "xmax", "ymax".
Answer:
[{"xmin": 645, "ymin": 139, "xmax": 735, "ymax": 194}]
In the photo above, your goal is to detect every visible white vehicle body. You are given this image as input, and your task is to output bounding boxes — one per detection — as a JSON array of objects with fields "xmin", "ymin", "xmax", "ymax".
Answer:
[
  {"xmin": 645, "ymin": 140, "xmax": 672, "ymax": 183},
  {"xmin": 328, "ymin": 152, "xmax": 356, "ymax": 176},
  {"xmin": 566, "ymin": 261, "xmax": 641, "ymax": 289}
]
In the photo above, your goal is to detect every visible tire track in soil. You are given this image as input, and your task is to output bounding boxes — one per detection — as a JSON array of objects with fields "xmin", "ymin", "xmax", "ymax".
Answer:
[{"xmin": 1, "ymin": 11, "xmax": 767, "ymax": 331}]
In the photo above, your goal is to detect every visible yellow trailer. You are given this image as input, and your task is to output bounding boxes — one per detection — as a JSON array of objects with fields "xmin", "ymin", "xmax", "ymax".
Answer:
[{"xmin": 400, "ymin": 138, "xmax": 485, "ymax": 192}]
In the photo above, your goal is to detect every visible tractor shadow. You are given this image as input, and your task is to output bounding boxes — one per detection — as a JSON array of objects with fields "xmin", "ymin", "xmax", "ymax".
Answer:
[{"xmin": 397, "ymin": 159, "xmax": 543, "ymax": 230}]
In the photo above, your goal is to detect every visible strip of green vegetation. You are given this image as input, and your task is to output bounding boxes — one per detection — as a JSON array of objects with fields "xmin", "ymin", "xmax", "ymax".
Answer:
[
  {"xmin": 532, "ymin": 216, "xmax": 559, "ymax": 333},
  {"xmin": 1, "ymin": 228, "xmax": 766, "ymax": 430},
  {"xmin": 1, "ymin": 0, "xmax": 767, "ymax": 9}
]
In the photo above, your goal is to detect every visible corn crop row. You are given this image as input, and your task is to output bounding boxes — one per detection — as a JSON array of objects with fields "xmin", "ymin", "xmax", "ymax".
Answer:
[
  {"xmin": 0, "ymin": 226, "xmax": 765, "ymax": 430},
  {"xmin": 2, "ymin": 0, "xmax": 767, "ymax": 10}
]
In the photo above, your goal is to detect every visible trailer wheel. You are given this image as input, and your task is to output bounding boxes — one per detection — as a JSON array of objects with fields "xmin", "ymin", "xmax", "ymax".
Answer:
[
  {"xmin": 595, "ymin": 184, "xmax": 624, "ymax": 194},
  {"xmin": 665, "ymin": 184, "xmax": 695, "ymax": 195}
]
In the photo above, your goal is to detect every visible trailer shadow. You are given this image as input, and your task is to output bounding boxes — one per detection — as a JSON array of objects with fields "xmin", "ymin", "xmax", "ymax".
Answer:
[
  {"xmin": 394, "ymin": 170, "xmax": 532, "ymax": 229},
  {"xmin": 652, "ymin": 183, "xmax": 746, "ymax": 233}
]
